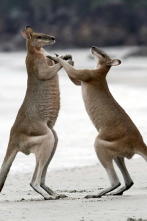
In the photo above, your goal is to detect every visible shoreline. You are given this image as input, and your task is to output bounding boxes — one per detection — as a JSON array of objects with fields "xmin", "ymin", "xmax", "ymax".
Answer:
[{"xmin": 0, "ymin": 157, "xmax": 147, "ymax": 221}]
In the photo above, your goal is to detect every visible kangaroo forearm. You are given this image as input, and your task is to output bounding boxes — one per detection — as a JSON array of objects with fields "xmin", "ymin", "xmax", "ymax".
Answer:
[
  {"xmin": 37, "ymin": 63, "xmax": 62, "ymax": 80},
  {"xmin": 68, "ymin": 76, "xmax": 81, "ymax": 86},
  {"xmin": 58, "ymin": 58, "xmax": 91, "ymax": 82},
  {"xmin": 65, "ymin": 68, "xmax": 91, "ymax": 82}
]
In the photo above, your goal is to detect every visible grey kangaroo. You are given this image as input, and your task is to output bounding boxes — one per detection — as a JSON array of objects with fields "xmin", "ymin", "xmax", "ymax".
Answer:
[
  {"xmin": 48, "ymin": 47, "xmax": 147, "ymax": 198},
  {"xmin": 0, "ymin": 26, "xmax": 72, "ymax": 200}
]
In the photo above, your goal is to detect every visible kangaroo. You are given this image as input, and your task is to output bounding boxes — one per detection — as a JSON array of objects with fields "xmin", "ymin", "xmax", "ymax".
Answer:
[
  {"xmin": 48, "ymin": 46, "xmax": 147, "ymax": 198},
  {"xmin": 0, "ymin": 26, "xmax": 72, "ymax": 200}
]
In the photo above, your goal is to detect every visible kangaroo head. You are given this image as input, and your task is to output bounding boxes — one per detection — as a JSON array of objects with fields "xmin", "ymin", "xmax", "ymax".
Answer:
[
  {"xmin": 91, "ymin": 46, "xmax": 121, "ymax": 70},
  {"xmin": 21, "ymin": 26, "xmax": 55, "ymax": 47}
]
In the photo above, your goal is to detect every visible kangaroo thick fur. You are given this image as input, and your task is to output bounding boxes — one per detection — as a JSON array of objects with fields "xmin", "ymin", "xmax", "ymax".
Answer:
[
  {"xmin": 49, "ymin": 46, "xmax": 147, "ymax": 198},
  {"xmin": 0, "ymin": 26, "xmax": 72, "ymax": 200}
]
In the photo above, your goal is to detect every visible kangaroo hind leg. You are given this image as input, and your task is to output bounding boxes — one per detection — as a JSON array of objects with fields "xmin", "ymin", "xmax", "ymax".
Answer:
[
  {"xmin": 0, "ymin": 142, "xmax": 18, "ymax": 192},
  {"xmin": 30, "ymin": 131, "xmax": 59, "ymax": 200},
  {"xmin": 111, "ymin": 156, "xmax": 134, "ymax": 195},
  {"xmin": 40, "ymin": 130, "xmax": 66, "ymax": 198},
  {"xmin": 85, "ymin": 145, "xmax": 121, "ymax": 198}
]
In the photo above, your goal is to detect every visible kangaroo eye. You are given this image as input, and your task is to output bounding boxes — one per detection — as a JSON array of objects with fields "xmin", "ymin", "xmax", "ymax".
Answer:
[
  {"xmin": 37, "ymin": 36, "xmax": 42, "ymax": 39},
  {"xmin": 100, "ymin": 52, "xmax": 105, "ymax": 58}
]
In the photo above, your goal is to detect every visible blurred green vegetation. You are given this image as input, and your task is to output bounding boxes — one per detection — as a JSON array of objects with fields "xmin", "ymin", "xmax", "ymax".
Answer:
[{"xmin": 0, "ymin": 0, "xmax": 147, "ymax": 50}]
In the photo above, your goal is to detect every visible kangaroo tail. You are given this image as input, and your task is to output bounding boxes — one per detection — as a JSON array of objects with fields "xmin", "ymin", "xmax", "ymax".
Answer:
[
  {"xmin": 137, "ymin": 142, "xmax": 147, "ymax": 161},
  {"xmin": 0, "ymin": 143, "xmax": 17, "ymax": 192}
]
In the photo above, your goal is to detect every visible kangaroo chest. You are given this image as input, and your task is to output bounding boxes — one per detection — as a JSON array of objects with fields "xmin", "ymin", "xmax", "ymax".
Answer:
[
  {"xmin": 81, "ymin": 83, "xmax": 102, "ymax": 129},
  {"xmin": 24, "ymin": 75, "xmax": 60, "ymax": 128},
  {"xmin": 37, "ymin": 76, "xmax": 60, "ymax": 125}
]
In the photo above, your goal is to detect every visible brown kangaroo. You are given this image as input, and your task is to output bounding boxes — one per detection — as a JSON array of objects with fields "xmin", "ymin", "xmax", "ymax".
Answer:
[
  {"xmin": 0, "ymin": 26, "xmax": 72, "ymax": 200},
  {"xmin": 48, "ymin": 46, "xmax": 147, "ymax": 198}
]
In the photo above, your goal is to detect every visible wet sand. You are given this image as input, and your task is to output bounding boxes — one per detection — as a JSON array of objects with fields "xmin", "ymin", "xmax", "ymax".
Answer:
[{"xmin": 0, "ymin": 158, "xmax": 147, "ymax": 221}]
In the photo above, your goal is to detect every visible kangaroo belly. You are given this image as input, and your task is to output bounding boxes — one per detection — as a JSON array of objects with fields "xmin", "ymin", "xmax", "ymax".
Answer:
[
  {"xmin": 81, "ymin": 83, "xmax": 101, "ymax": 129},
  {"xmin": 81, "ymin": 82, "xmax": 144, "ymax": 141},
  {"xmin": 17, "ymin": 75, "xmax": 60, "ymax": 129},
  {"xmin": 35, "ymin": 76, "xmax": 60, "ymax": 127},
  {"xmin": 38, "ymin": 86, "xmax": 60, "ymax": 125}
]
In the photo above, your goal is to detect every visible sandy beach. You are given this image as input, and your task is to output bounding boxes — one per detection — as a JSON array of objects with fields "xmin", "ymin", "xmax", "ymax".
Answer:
[
  {"xmin": 0, "ymin": 48, "xmax": 147, "ymax": 221},
  {"xmin": 0, "ymin": 158, "xmax": 147, "ymax": 221}
]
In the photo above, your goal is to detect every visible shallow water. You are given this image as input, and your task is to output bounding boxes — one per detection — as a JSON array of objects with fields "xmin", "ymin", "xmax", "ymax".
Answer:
[{"xmin": 0, "ymin": 47, "xmax": 147, "ymax": 174}]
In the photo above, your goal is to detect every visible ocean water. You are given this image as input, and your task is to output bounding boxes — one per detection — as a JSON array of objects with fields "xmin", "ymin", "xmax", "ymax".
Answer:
[{"xmin": 0, "ymin": 47, "xmax": 147, "ymax": 174}]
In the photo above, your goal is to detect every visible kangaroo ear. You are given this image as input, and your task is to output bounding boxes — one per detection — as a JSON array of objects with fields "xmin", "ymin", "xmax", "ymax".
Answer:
[
  {"xmin": 26, "ymin": 26, "xmax": 33, "ymax": 33},
  {"xmin": 21, "ymin": 26, "xmax": 33, "ymax": 39},
  {"xmin": 21, "ymin": 29, "xmax": 30, "ymax": 39},
  {"xmin": 110, "ymin": 59, "xmax": 121, "ymax": 66}
]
